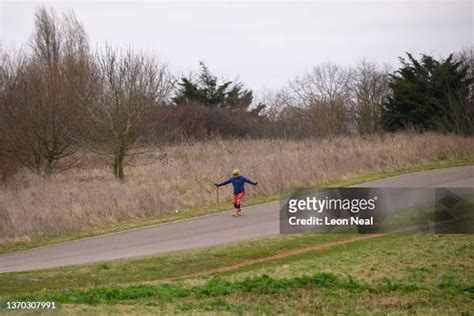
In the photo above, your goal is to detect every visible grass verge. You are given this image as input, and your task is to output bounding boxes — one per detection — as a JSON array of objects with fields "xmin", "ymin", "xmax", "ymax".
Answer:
[
  {"xmin": 0, "ymin": 234, "xmax": 350, "ymax": 296},
  {"xmin": 1, "ymin": 234, "xmax": 472, "ymax": 314}
]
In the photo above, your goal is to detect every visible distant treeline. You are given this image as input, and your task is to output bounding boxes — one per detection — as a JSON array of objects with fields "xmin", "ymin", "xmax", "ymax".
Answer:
[{"xmin": 0, "ymin": 7, "xmax": 472, "ymax": 180}]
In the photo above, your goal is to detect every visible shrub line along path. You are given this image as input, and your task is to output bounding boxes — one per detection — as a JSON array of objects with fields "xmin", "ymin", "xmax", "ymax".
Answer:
[{"xmin": 0, "ymin": 166, "xmax": 472, "ymax": 273}]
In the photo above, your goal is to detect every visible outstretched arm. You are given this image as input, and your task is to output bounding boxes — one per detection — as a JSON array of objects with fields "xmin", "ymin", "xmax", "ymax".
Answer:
[
  {"xmin": 242, "ymin": 176, "xmax": 258, "ymax": 185},
  {"xmin": 215, "ymin": 178, "xmax": 232, "ymax": 187}
]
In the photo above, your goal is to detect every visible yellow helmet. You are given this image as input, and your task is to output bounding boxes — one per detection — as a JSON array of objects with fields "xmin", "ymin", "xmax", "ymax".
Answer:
[{"xmin": 232, "ymin": 168, "xmax": 240, "ymax": 175}]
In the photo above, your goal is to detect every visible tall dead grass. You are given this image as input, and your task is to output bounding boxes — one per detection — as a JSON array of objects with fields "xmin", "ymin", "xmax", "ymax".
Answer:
[{"xmin": 0, "ymin": 133, "xmax": 473, "ymax": 244}]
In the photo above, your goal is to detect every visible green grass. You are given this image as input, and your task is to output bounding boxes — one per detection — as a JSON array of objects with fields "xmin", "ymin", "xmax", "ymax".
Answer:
[
  {"xmin": 220, "ymin": 234, "xmax": 473, "ymax": 285},
  {"xmin": 0, "ymin": 234, "xmax": 349, "ymax": 296},
  {"xmin": 1, "ymin": 234, "xmax": 472, "ymax": 315},
  {"xmin": 374, "ymin": 194, "xmax": 474, "ymax": 232},
  {"xmin": 7, "ymin": 273, "xmax": 364, "ymax": 304},
  {"xmin": 9, "ymin": 272, "xmax": 433, "ymax": 307},
  {"xmin": 1, "ymin": 156, "xmax": 473, "ymax": 254}
]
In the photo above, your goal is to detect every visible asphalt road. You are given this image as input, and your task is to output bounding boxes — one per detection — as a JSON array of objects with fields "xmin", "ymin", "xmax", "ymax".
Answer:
[{"xmin": 0, "ymin": 166, "xmax": 472, "ymax": 273}]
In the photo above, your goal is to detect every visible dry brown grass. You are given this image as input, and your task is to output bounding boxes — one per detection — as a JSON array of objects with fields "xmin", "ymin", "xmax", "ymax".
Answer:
[{"xmin": 0, "ymin": 133, "xmax": 472, "ymax": 244}]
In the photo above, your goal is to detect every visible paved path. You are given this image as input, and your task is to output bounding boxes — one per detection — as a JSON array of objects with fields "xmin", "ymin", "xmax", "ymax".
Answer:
[{"xmin": 0, "ymin": 166, "xmax": 472, "ymax": 272}]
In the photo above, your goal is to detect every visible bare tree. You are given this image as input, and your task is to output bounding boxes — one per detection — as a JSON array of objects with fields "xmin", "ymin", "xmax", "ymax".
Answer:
[
  {"xmin": 435, "ymin": 46, "xmax": 474, "ymax": 136},
  {"xmin": 0, "ymin": 7, "xmax": 92, "ymax": 174},
  {"xmin": 87, "ymin": 46, "xmax": 174, "ymax": 180},
  {"xmin": 0, "ymin": 49, "xmax": 23, "ymax": 182},
  {"xmin": 252, "ymin": 89, "xmax": 333, "ymax": 139},
  {"xmin": 290, "ymin": 62, "xmax": 353, "ymax": 137},
  {"xmin": 456, "ymin": 46, "xmax": 473, "ymax": 103},
  {"xmin": 457, "ymin": 46, "xmax": 473, "ymax": 75},
  {"xmin": 437, "ymin": 85, "xmax": 474, "ymax": 136},
  {"xmin": 258, "ymin": 89, "xmax": 294, "ymax": 121},
  {"xmin": 30, "ymin": 7, "xmax": 61, "ymax": 70},
  {"xmin": 350, "ymin": 61, "xmax": 391, "ymax": 134}
]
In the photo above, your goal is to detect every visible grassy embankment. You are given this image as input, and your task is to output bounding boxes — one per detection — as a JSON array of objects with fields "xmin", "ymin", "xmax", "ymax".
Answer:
[
  {"xmin": 1, "ymin": 133, "xmax": 473, "ymax": 253},
  {"xmin": 0, "ymin": 233, "xmax": 472, "ymax": 314}
]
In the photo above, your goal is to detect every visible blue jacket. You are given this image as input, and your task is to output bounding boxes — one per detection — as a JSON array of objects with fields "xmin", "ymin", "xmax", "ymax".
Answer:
[{"xmin": 217, "ymin": 176, "xmax": 257, "ymax": 194}]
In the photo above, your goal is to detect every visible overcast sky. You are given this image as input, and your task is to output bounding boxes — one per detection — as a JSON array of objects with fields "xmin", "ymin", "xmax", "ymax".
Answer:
[{"xmin": 1, "ymin": 1, "xmax": 472, "ymax": 92}]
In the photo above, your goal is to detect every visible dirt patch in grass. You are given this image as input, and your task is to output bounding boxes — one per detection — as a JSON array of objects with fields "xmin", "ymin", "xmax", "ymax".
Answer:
[{"xmin": 168, "ymin": 234, "xmax": 385, "ymax": 281}]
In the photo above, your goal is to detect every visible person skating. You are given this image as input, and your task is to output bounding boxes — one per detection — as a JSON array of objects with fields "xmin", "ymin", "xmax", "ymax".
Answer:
[{"xmin": 215, "ymin": 168, "xmax": 258, "ymax": 217}]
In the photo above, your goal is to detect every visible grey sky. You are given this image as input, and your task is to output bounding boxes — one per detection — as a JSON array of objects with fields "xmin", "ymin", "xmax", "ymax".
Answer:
[{"xmin": 1, "ymin": 1, "xmax": 472, "ymax": 92}]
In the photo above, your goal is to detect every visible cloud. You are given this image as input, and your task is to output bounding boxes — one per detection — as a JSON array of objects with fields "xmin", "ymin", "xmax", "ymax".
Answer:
[{"xmin": 1, "ymin": 1, "xmax": 471, "ymax": 91}]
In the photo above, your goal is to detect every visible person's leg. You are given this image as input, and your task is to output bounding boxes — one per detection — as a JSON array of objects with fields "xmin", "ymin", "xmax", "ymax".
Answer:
[
  {"xmin": 235, "ymin": 193, "xmax": 245, "ymax": 215},
  {"xmin": 232, "ymin": 194, "xmax": 239, "ymax": 208},
  {"xmin": 232, "ymin": 194, "xmax": 239, "ymax": 216}
]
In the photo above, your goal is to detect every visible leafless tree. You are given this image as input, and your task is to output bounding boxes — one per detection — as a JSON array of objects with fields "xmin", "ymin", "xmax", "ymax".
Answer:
[
  {"xmin": 457, "ymin": 46, "xmax": 473, "ymax": 74},
  {"xmin": 86, "ymin": 46, "xmax": 174, "ymax": 180},
  {"xmin": 258, "ymin": 89, "xmax": 294, "ymax": 121},
  {"xmin": 0, "ymin": 7, "xmax": 92, "ymax": 174},
  {"xmin": 0, "ymin": 49, "xmax": 23, "ymax": 182},
  {"xmin": 434, "ymin": 47, "xmax": 474, "ymax": 136},
  {"xmin": 456, "ymin": 46, "xmax": 473, "ymax": 101},
  {"xmin": 437, "ymin": 85, "xmax": 474, "ymax": 136},
  {"xmin": 350, "ymin": 61, "xmax": 391, "ymax": 134},
  {"xmin": 290, "ymin": 62, "xmax": 353, "ymax": 137}
]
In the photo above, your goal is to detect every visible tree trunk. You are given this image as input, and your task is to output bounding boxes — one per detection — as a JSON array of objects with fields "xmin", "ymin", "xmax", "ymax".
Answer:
[
  {"xmin": 113, "ymin": 138, "xmax": 125, "ymax": 181},
  {"xmin": 44, "ymin": 150, "xmax": 55, "ymax": 175}
]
